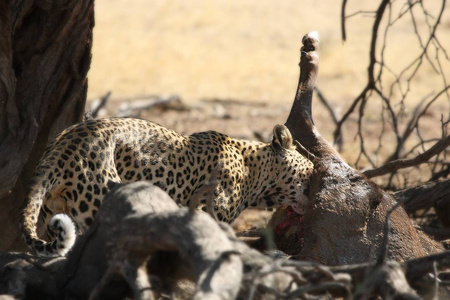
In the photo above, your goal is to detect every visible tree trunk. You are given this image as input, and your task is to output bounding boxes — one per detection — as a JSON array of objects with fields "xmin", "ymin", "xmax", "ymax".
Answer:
[
  {"xmin": 270, "ymin": 32, "xmax": 442, "ymax": 264},
  {"xmin": 0, "ymin": 0, "xmax": 94, "ymax": 251}
]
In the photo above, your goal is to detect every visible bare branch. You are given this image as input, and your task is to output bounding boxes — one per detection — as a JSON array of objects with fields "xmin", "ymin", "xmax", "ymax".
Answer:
[
  {"xmin": 333, "ymin": 86, "xmax": 370, "ymax": 144},
  {"xmin": 363, "ymin": 135, "xmax": 450, "ymax": 178},
  {"xmin": 368, "ymin": 0, "xmax": 391, "ymax": 85},
  {"xmin": 335, "ymin": 0, "xmax": 449, "ymax": 189},
  {"xmin": 294, "ymin": 140, "xmax": 317, "ymax": 163},
  {"xmin": 341, "ymin": 0, "xmax": 348, "ymax": 41},
  {"xmin": 116, "ymin": 94, "xmax": 187, "ymax": 117},
  {"xmin": 90, "ymin": 91, "xmax": 111, "ymax": 119},
  {"xmin": 314, "ymin": 87, "xmax": 340, "ymax": 126}
]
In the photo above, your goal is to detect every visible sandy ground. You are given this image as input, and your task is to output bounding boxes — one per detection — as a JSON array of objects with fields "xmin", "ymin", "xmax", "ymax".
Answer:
[{"xmin": 89, "ymin": 0, "xmax": 449, "ymax": 103}]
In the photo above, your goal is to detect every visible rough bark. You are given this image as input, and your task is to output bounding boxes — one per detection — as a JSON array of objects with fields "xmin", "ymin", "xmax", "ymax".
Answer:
[
  {"xmin": 270, "ymin": 32, "xmax": 442, "ymax": 264},
  {"xmin": 0, "ymin": 182, "xmax": 290, "ymax": 299},
  {"xmin": 395, "ymin": 179, "xmax": 450, "ymax": 228},
  {"xmin": 0, "ymin": 252, "xmax": 63, "ymax": 299},
  {"xmin": 0, "ymin": 0, "xmax": 94, "ymax": 251}
]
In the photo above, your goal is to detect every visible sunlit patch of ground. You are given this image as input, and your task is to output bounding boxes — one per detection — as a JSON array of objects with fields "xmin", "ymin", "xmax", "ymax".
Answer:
[{"xmin": 89, "ymin": 0, "xmax": 450, "ymax": 105}]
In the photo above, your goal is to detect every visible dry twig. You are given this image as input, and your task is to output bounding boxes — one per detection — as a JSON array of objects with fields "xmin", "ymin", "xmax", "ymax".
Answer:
[
  {"xmin": 336, "ymin": 0, "xmax": 449, "ymax": 188},
  {"xmin": 363, "ymin": 135, "xmax": 450, "ymax": 178}
]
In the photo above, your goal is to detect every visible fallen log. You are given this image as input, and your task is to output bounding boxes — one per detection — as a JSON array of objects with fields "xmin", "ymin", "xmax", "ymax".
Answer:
[
  {"xmin": 1, "ymin": 181, "xmax": 448, "ymax": 299},
  {"xmin": 116, "ymin": 94, "xmax": 188, "ymax": 117}
]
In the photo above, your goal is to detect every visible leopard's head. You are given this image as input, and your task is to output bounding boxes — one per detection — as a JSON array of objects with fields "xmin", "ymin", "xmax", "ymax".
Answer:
[{"xmin": 269, "ymin": 125, "xmax": 314, "ymax": 214}]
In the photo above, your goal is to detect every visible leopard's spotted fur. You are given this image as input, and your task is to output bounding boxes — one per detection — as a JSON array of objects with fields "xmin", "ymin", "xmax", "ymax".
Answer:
[{"xmin": 22, "ymin": 118, "xmax": 314, "ymax": 256}]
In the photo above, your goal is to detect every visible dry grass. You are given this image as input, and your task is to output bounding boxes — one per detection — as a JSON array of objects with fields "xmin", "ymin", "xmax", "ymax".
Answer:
[{"xmin": 90, "ymin": 0, "xmax": 449, "ymax": 104}]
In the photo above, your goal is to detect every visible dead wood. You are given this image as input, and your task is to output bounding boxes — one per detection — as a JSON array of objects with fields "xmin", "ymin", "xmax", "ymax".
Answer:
[
  {"xmin": 337, "ymin": 0, "xmax": 449, "ymax": 188},
  {"xmin": 393, "ymin": 179, "xmax": 450, "ymax": 240},
  {"xmin": 116, "ymin": 94, "xmax": 188, "ymax": 117},
  {"xmin": 363, "ymin": 136, "xmax": 450, "ymax": 179},
  {"xmin": 394, "ymin": 179, "xmax": 450, "ymax": 215},
  {"xmin": 87, "ymin": 91, "xmax": 112, "ymax": 119},
  {"xmin": 1, "ymin": 181, "xmax": 449, "ymax": 299},
  {"xmin": 91, "ymin": 209, "xmax": 243, "ymax": 300},
  {"xmin": 0, "ymin": 182, "xmax": 301, "ymax": 299},
  {"xmin": 57, "ymin": 181, "xmax": 181, "ymax": 299},
  {"xmin": 0, "ymin": 252, "xmax": 63, "ymax": 299},
  {"xmin": 274, "ymin": 31, "xmax": 443, "ymax": 265},
  {"xmin": 0, "ymin": 0, "xmax": 94, "ymax": 251}
]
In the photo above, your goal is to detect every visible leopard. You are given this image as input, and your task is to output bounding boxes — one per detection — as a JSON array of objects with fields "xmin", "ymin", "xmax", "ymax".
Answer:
[{"xmin": 21, "ymin": 117, "xmax": 314, "ymax": 256}]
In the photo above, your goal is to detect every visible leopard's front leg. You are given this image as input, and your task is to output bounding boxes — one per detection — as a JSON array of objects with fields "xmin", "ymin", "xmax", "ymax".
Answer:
[{"xmin": 188, "ymin": 176, "xmax": 241, "ymax": 223}]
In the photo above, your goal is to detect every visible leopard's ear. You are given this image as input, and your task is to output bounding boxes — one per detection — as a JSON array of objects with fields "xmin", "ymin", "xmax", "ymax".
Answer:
[{"xmin": 272, "ymin": 125, "xmax": 295, "ymax": 150}]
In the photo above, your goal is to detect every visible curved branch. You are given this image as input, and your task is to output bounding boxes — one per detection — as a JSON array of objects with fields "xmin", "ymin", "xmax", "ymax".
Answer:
[
  {"xmin": 368, "ymin": 0, "xmax": 390, "ymax": 84},
  {"xmin": 314, "ymin": 87, "xmax": 339, "ymax": 125},
  {"xmin": 363, "ymin": 135, "xmax": 450, "ymax": 178},
  {"xmin": 333, "ymin": 86, "xmax": 370, "ymax": 143}
]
